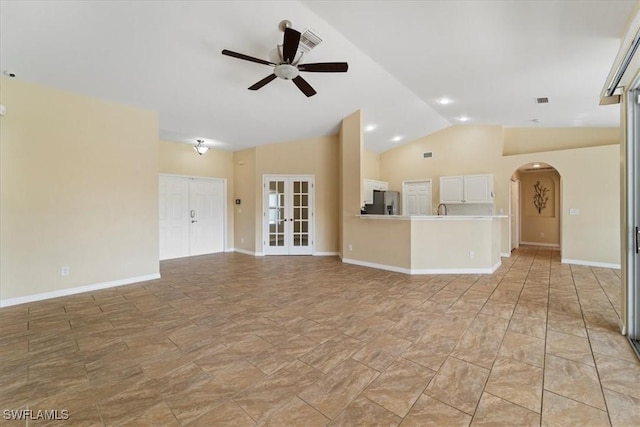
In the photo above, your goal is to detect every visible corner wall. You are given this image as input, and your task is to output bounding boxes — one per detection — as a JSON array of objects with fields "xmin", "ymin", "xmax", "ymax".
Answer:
[{"xmin": 0, "ymin": 77, "xmax": 160, "ymax": 304}]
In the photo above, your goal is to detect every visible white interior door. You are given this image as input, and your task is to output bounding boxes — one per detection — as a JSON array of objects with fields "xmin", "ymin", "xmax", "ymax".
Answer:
[
  {"xmin": 264, "ymin": 175, "xmax": 314, "ymax": 255},
  {"xmin": 189, "ymin": 179, "xmax": 225, "ymax": 256},
  {"xmin": 159, "ymin": 176, "xmax": 190, "ymax": 260},
  {"xmin": 159, "ymin": 175, "xmax": 225, "ymax": 260},
  {"xmin": 403, "ymin": 180, "xmax": 431, "ymax": 215}
]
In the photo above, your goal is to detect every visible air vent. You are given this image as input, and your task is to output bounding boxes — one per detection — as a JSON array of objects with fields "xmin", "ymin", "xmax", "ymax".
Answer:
[
  {"xmin": 298, "ymin": 28, "xmax": 323, "ymax": 53},
  {"xmin": 535, "ymin": 97, "xmax": 549, "ymax": 104},
  {"xmin": 423, "ymin": 152, "xmax": 433, "ymax": 158}
]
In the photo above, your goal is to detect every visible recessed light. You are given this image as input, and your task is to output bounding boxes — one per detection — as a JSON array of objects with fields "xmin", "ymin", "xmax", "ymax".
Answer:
[
  {"xmin": 457, "ymin": 116, "xmax": 470, "ymax": 122},
  {"xmin": 391, "ymin": 136, "xmax": 403, "ymax": 142},
  {"xmin": 532, "ymin": 163, "xmax": 541, "ymax": 168},
  {"xmin": 437, "ymin": 97, "xmax": 451, "ymax": 105},
  {"xmin": 364, "ymin": 124, "xmax": 377, "ymax": 132}
]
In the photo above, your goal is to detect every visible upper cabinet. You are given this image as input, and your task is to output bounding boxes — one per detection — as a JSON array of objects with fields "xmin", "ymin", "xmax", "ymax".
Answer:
[
  {"xmin": 363, "ymin": 179, "xmax": 388, "ymax": 204},
  {"xmin": 440, "ymin": 174, "xmax": 494, "ymax": 204}
]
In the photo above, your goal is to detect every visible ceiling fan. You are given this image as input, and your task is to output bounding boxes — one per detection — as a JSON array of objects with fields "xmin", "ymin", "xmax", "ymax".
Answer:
[{"xmin": 221, "ymin": 21, "xmax": 348, "ymax": 97}]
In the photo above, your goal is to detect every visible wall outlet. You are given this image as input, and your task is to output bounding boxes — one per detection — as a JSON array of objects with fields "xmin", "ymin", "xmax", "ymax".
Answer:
[
  {"xmin": 569, "ymin": 208, "xmax": 580, "ymax": 215},
  {"xmin": 61, "ymin": 266, "xmax": 70, "ymax": 276},
  {"xmin": 469, "ymin": 250, "xmax": 475, "ymax": 259},
  {"xmin": 240, "ymin": 237, "xmax": 244, "ymax": 244},
  {"xmin": 348, "ymin": 244, "xmax": 353, "ymax": 251}
]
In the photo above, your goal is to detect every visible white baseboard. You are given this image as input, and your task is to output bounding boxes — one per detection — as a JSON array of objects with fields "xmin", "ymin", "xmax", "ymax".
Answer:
[
  {"xmin": 233, "ymin": 248, "xmax": 256, "ymax": 256},
  {"xmin": 520, "ymin": 241, "xmax": 561, "ymax": 248},
  {"xmin": 561, "ymin": 258, "xmax": 621, "ymax": 269},
  {"xmin": 342, "ymin": 258, "xmax": 501, "ymax": 275},
  {"xmin": 313, "ymin": 252, "xmax": 339, "ymax": 256},
  {"xmin": 0, "ymin": 273, "xmax": 161, "ymax": 308}
]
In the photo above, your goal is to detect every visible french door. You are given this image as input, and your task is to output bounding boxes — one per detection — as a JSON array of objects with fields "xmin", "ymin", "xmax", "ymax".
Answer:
[
  {"xmin": 263, "ymin": 175, "xmax": 314, "ymax": 255},
  {"xmin": 159, "ymin": 175, "xmax": 225, "ymax": 260}
]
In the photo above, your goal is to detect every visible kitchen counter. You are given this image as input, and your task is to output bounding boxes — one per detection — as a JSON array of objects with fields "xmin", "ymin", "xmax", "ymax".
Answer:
[{"xmin": 342, "ymin": 215, "xmax": 506, "ymax": 274}]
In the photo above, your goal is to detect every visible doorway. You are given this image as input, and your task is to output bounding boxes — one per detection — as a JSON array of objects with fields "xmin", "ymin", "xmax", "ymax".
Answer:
[
  {"xmin": 159, "ymin": 175, "xmax": 226, "ymax": 260},
  {"xmin": 263, "ymin": 175, "xmax": 314, "ymax": 255},
  {"xmin": 403, "ymin": 180, "xmax": 432, "ymax": 215},
  {"xmin": 511, "ymin": 164, "xmax": 561, "ymax": 250}
]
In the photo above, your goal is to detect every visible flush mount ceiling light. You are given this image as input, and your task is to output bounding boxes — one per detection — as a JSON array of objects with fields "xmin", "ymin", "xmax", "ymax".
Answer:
[
  {"xmin": 364, "ymin": 124, "xmax": 377, "ymax": 132},
  {"xmin": 437, "ymin": 97, "xmax": 451, "ymax": 105},
  {"xmin": 457, "ymin": 116, "xmax": 470, "ymax": 122},
  {"xmin": 194, "ymin": 139, "xmax": 209, "ymax": 155},
  {"xmin": 391, "ymin": 135, "xmax": 403, "ymax": 142}
]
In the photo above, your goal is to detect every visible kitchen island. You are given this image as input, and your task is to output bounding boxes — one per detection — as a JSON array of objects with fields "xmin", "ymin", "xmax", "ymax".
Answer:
[{"xmin": 342, "ymin": 215, "xmax": 507, "ymax": 274}]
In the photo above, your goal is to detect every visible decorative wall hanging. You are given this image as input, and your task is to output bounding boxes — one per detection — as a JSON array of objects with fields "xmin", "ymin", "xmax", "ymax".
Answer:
[{"xmin": 533, "ymin": 180, "xmax": 549, "ymax": 214}]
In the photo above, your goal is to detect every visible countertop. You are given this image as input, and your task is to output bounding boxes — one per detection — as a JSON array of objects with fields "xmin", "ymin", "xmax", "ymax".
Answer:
[{"xmin": 359, "ymin": 215, "xmax": 508, "ymax": 221}]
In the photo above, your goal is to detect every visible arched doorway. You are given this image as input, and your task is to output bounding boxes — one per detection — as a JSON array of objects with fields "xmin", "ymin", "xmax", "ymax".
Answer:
[{"xmin": 510, "ymin": 162, "xmax": 562, "ymax": 253}]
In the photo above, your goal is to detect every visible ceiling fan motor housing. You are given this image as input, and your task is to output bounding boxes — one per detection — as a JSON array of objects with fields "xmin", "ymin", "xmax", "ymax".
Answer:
[{"xmin": 274, "ymin": 64, "xmax": 299, "ymax": 80}]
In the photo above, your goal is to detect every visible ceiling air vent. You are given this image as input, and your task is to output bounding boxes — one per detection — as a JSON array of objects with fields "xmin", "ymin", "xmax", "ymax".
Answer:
[
  {"xmin": 535, "ymin": 97, "xmax": 549, "ymax": 104},
  {"xmin": 423, "ymin": 152, "xmax": 433, "ymax": 158},
  {"xmin": 298, "ymin": 28, "xmax": 323, "ymax": 53}
]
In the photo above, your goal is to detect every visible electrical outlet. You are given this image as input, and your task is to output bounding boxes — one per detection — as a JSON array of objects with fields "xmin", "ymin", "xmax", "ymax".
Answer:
[
  {"xmin": 348, "ymin": 244, "xmax": 353, "ymax": 251},
  {"xmin": 569, "ymin": 208, "xmax": 580, "ymax": 215},
  {"xmin": 469, "ymin": 250, "xmax": 475, "ymax": 259},
  {"xmin": 240, "ymin": 237, "xmax": 244, "ymax": 244},
  {"xmin": 61, "ymin": 266, "xmax": 70, "ymax": 276}
]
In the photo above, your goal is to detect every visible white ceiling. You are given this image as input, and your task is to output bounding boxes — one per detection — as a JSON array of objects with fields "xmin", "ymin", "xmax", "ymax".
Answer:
[{"xmin": 0, "ymin": 0, "xmax": 635, "ymax": 153}]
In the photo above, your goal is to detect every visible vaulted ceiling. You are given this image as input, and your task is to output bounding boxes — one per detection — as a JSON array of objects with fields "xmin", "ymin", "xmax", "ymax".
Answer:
[{"xmin": 0, "ymin": 1, "xmax": 635, "ymax": 152}]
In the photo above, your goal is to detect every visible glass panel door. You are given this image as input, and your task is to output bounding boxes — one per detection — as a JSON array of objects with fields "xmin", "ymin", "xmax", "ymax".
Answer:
[
  {"xmin": 266, "ymin": 178, "xmax": 288, "ymax": 255},
  {"xmin": 263, "ymin": 175, "xmax": 314, "ymax": 255}
]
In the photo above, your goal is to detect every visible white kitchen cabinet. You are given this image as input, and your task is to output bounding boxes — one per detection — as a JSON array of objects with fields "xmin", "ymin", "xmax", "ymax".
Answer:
[
  {"xmin": 363, "ymin": 179, "xmax": 388, "ymax": 204},
  {"xmin": 439, "ymin": 174, "xmax": 494, "ymax": 203}
]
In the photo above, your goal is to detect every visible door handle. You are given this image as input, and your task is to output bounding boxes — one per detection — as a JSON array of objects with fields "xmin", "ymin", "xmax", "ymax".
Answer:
[
  {"xmin": 636, "ymin": 226, "xmax": 639, "ymax": 254},
  {"xmin": 191, "ymin": 220, "xmax": 198, "ymax": 223}
]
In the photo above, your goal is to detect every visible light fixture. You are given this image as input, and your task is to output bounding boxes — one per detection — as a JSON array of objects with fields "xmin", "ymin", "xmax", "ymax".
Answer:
[
  {"xmin": 194, "ymin": 139, "xmax": 209, "ymax": 155},
  {"xmin": 364, "ymin": 124, "xmax": 377, "ymax": 132},
  {"xmin": 532, "ymin": 163, "xmax": 541, "ymax": 168},
  {"xmin": 457, "ymin": 116, "xmax": 470, "ymax": 122},
  {"xmin": 391, "ymin": 135, "xmax": 403, "ymax": 142},
  {"xmin": 437, "ymin": 97, "xmax": 451, "ymax": 105}
]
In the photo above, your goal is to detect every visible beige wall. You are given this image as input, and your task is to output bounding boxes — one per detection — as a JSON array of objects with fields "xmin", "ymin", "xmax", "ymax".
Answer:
[
  {"xmin": 504, "ymin": 127, "xmax": 620, "ymax": 155},
  {"xmin": 158, "ymin": 140, "xmax": 235, "ymax": 249},
  {"xmin": 362, "ymin": 149, "xmax": 381, "ymax": 181},
  {"xmin": 233, "ymin": 136, "xmax": 339, "ymax": 254},
  {"xmin": 519, "ymin": 169, "xmax": 561, "ymax": 246},
  {"xmin": 0, "ymin": 77, "xmax": 159, "ymax": 302},
  {"xmin": 380, "ymin": 125, "xmax": 621, "ymax": 266},
  {"xmin": 340, "ymin": 110, "xmax": 363, "ymax": 258},
  {"xmin": 233, "ymin": 148, "xmax": 257, "ymax": 253}
]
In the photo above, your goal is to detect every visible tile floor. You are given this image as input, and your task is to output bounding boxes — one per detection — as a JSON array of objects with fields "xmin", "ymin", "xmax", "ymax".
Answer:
[{"xmin": 1, "ymin": 247, "xmax": 639, "ymax": 426}]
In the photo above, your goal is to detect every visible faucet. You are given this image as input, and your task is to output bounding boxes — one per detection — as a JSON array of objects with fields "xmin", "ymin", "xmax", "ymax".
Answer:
[{"xmin": 437, "ymin": 203, "xmax": 448, "ymax": 216}]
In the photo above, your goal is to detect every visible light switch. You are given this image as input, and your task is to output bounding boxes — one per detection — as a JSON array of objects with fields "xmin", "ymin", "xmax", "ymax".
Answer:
[{"xmin": 569, "ymin": 208, "xmax": 579, "ymax": 215}]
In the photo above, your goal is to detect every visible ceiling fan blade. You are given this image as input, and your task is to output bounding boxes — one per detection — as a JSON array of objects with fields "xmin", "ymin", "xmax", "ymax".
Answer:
[
  {"xmin": 292, "ymin": 76, "xmax": 317, "ymax": 97},
  {"xmin": 248, "ymin": 74, "xmax": 277, "ymax": 91},
  {"xmin": 221, "ymin": 49, "xmax": 275, "ymax": 66},
  {"xmin": 282, "ymin": 28, "xmax": 301, "ymax": 64},
  {"xmin": 298, "ymin": 62, "xmax": 349, "ymax": 73}
]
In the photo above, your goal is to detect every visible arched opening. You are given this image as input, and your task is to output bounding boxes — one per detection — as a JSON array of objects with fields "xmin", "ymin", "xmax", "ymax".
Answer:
[{"xmin": 510, "ymin": 162, "xmax": 562, "ymax": 254}]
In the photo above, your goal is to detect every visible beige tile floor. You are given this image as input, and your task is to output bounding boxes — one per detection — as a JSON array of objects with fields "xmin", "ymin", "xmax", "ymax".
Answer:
[{"xmin": 1, "ymin": 247, "xmax": 639, "ymax": 426}]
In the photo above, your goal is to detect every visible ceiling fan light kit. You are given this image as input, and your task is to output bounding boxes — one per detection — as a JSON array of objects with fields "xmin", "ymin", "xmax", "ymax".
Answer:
[
  {"xmin": 194, "ymin": 139, "xmax": 209, "ymax": 155},
  {"xmin": 221, "ymin": 21, "xmax": 348, "ymax": 97}
]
